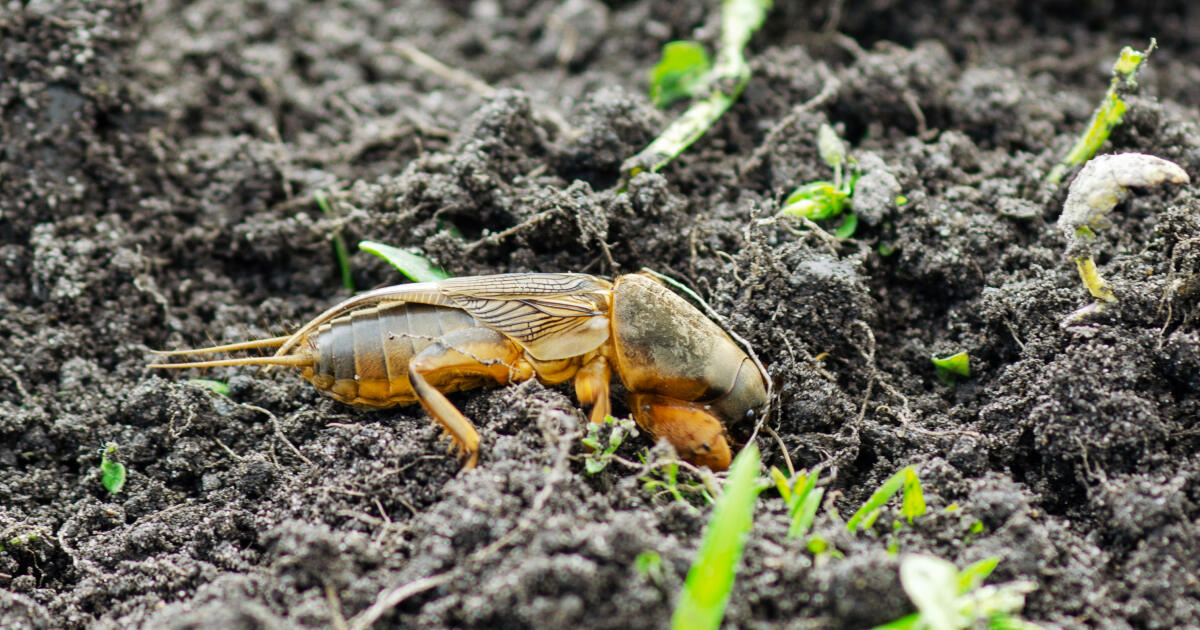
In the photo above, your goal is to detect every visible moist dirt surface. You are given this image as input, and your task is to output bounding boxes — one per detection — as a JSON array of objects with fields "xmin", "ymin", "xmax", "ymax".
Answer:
[{"xmin": 4, "ymin": 1, "xmax": 1200, "ymax": 628}]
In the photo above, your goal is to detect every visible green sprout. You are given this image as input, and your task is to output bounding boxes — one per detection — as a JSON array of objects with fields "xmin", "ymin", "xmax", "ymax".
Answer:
[
  {"xmin": 623, "ymin": 0, "xmax": 771, "ymax": 177},
  {"xmin": 873, "ymin": 555, "xmax": 1041, "ymax": 630},
  {"xmin": 635, "ymin": 550, "xmax": 665, "ymax": 585},
  {"xmin": 671, "ymin": 444, "xmax": 762, "ymax": 630},
  {"xmin": 649, "ymin": 41, "xmax": 713, "ymax": 108},
  {"xmin": 581, "ymin": 415, "xmax": 638, "ymax": 474},
  {"xmin": 779, "ymin": 124, "xmax": 860, "ymax": 238},
  {"xmin": 931, "ymin": 351, "xmax": 970, "ymax": 385},
  {"xmin": 188, "ymin": 378, "xmax": 230, "ymax": 397},
  {"xmin": 315, "ymin": 191, "xmax": 355, "ymax": 291},
  {"xmin": 100, "ymin": 442, "xmax": 126, "ymax": 495},
  {"xmin": 1056, "ymin": 153, "xmax": 1189, "ymax": 306},
  {"xmin": 846, "ymin": 466, "xmax": 926, "ymax": 532},
  {"xmin": 770, "ymin": 466, "xmax": 825, "ymax": 539},
  {"xmin": 1045, "ymin": 40, "xmax": 1155, "ymax": 185},
  {"xmin": 358, "ymin": 240, "xmax": 450, "ymax": 283},
  {"xmin": 642, "ymin": 461, "xmax": 714, "ymax": 504}
]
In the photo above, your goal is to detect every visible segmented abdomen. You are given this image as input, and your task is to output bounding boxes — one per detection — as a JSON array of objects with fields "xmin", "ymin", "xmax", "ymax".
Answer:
[{"xmin": 301, "ymin": 302, "xmax": 481, "ymax": 407}]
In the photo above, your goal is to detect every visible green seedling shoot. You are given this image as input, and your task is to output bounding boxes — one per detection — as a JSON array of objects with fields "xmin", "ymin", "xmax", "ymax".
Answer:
[
  {"xmin": 582, "ymin": 415, "xmax": 638, "ymax": 474},
  {"xmin": 780, "ymin": 124, "xmax": 860, "ymax": 238},
  {"xmin": 846, "ymin": 466, "xmax": 926, "ymax": 532},
  {"xmin": 642, "ymin": 460, "xmax": 715, "ymax": 504},
  {"xmin": 100, "ymin": 442, "xmax": 126, "ymax": 495},
  {"xmin": 635, "ymin": 550, "xmax": 665, "ymax": 585},
  {"xmin": 1046, "ymin": 40, "xmax": 1155, "ymax": 185},
  {"xmin": 358, "ymin": 240, "xmax": 450, "ymax": 283},
  {"xmin": 931, "ymin": 351, "xmax": 970, "ymax": 385},
  {"xmin": 671, "ymin": 444, "xmax": 762, "ymax": 630},
  {"xmin": 315, "ymin": 191, "xmax": 355, "ymax": 291},
  {"xmin": 623, "ymin": 0, "xmax": 771, "ymax": 177},
  {"xmin": 650, "ymin": 41, "xmax": 713, "ymax": 108},
  {"xmin": 1056, "ymin": 153, "xmax": 1189, "ymax": 305},
  {"xmin": 771, "ymin": 466, "xmax": 825, "ymax": 539},
  {"xmin": 873, "ymin": 555, "xmax": 1041, "ymax": 630},
  {"xmin": 188, "ymin": 378, "xmax": 230, "ymax": 396}
]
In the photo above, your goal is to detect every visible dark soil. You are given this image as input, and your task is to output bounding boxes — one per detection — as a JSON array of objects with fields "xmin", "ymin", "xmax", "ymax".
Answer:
[{"xmin": 4, "ymin": 1, "xmax": 1200, "ymax": 628}]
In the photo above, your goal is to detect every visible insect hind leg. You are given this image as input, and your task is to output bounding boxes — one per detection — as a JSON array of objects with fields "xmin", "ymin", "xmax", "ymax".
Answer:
[{"xmin": 407, "ymin": 327, "xmax": 533, "ymax": 469}]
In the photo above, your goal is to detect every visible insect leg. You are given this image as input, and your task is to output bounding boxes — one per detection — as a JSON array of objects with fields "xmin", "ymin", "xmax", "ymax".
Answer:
[
  {"xmin": 407, "ymin": 327, "xmax": 532, "ymax": 469},
  {"xmin": 627, "ymin": 393, "xmax": 732, "ymax": 471},
  {"xmin": 573, "ymin": 356, "xmax": 611, "ymax": 425}
]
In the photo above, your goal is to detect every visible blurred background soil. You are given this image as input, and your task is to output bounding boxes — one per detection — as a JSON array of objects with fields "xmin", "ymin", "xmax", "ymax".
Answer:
[{"xmin": 2, "ymin": 0, "xmax": 1199, "ymax": 627}]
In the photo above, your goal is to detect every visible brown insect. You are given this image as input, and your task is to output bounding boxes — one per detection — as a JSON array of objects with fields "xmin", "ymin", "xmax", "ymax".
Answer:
[{"xmin": 151, "ymin": 272, "xmax": 769, "ymax": 471}]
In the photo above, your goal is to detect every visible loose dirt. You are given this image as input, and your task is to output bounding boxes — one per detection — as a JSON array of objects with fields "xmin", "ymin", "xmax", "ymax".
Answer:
[{"xmin": 3, "ymin": 1, "xmax": 1199, "ymax": 628}]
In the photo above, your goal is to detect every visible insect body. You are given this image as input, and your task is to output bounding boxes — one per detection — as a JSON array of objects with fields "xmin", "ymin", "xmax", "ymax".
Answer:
[{"xmin": 152, "ymin": 273, "xmax": 768, "ymax": 471}]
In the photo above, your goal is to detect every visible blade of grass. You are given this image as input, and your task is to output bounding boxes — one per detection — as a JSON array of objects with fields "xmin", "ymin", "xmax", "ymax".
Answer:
[
  {"xmin": 359, "ymin": 240, "xmax": 450, "ymax": 283},
  {"xmin": 315, "ymin": 192, "xmax": 355, "ymax": 291},
  {"xmin": 671, "ymin": 444, "xmax": 762, "ymax": 630},
  {"xmin": 622, "ymin": 0, "xmax": 771, "ymax": 177},
  {"xmin": 847, "ymin": 466, "xmax": 925, "ymax": 531}
]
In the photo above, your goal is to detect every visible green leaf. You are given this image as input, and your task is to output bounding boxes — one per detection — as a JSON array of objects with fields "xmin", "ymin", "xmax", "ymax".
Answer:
[
  {"xmin": 315, "ymin": 191, "xmax": 355, "ymax": 291},
  {"xmin": 359, "ymin": 240, "xmax": 450, "ymax": 283},
  {"xmin": 649, "ymin": 41, "xmax": 713, "ymax": 108},
  {"xmin": 188, "ymin": 378, "xmax": 230, "ymax": 397},
  {"xmin": 1046, "ymin": 39, "xmax": 1155, "ymax": 185},
  {"xmin": 957, "ymin": 557, "xmax": 1000, "ymax": 595},
  {"xmin": 635, "ymin": 550, "xmax": 663, "ymax": 578},
  {"xmin": 872, "ymin": 613, "xmax": 923, "ymax": 630},
  {"xmin": 100, "ymin": 443, "xmax": 126, "ymax": 495},
  {"xmin": 847, "ymin": 467, "xmax": 909, "ymax": 532},
  {"xmin": 672, "ymin": 444, "xmax": 762, "ymax": 630},
  {"xmin": 789, "ymin": 486, "xmax": 824, "ymax": 539},
  {"xmin": 901, "ymin": 468, "xmax": 926, "ymax": 524},
  {"xmin": 899, "ymin": 555, "xmax": 960, "ymax": 630},
  {"xmin": 780, "ymin": 181, "xmax": 849, "ymax": 220},
  {"xmin": 621, "ymin": 0, "xmax": 770, "ymax": 176},
  {"xmin": 932, "ymin": 351, "xmax": 971, "ymax": 384},
  {"xmin": 834, "ymin": 213, "xmax": 859, "ymax": 239},
  {"xmin": 817, "ymin": 124, "xmax": 847, "ymax": 170},
  {"xmin": 770, "ymin": 466, "xmax": 791, "ymax": 503}
]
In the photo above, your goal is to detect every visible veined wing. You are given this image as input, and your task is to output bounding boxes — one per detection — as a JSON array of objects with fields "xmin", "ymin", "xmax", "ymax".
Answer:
[
  {"xmin": 439, "ymin": 273, "xmax": 613, "ymax": 360},
  {"xmin": 276, "ymin": 274, "xmax": 613, "ymax": 360}
]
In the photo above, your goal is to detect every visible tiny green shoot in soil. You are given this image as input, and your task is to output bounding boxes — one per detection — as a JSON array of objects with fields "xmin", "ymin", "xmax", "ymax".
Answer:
[
  {"xmin": 623, "ymin": 0, "xmax": 771, "ymax": 178},
  {"xmin": 931, "ymin": 351, "xmax": 970, "ymax": 385},
  {"xmin": 846, "ymin": 466, "xmax": 926, "ymax": 532},
  {"xmin": 635, "ymin": 550, "xmax": 665, "ymax": 585},
  {"xmin": 649, "ymin": 41, "xmax": 712, "ymax": 108},
  {"xmin": 671, "ymin": 444, "xmax": 762, "ymax": 630},
  {"xmin": 359, "ymin": 240, "xmax": 450, "ymax": 283},
  {"xmin": 641, "ymin": 460, "xmax": 713, "ymax": 504},
  {"xmin": 582, "ymin": 415, "xmax": 638, "ymax": 474},
  {"xmin": 100, "ymin": 442, "xmax": 126, "ymax": 495},
  {"xmin": 315, "ymin": 191, "xmax": 355, "ymax": 291},
  {"xmin": 1045, "ymin": 40, "xmax": 1155, "ymax": 185},
  {"xmin": 779, "ymin": 124, "xmax": 860, "ymax": 238},
  {"xmin": 771, "ymin": 466, "xmax": 825, "ymax": 539},
  {"xmin": 873, "ymin": 555, "xmax": 1041, "ymax": 630},
  {"xmin": 188, "ymin": 378, "xmax": 230, "ymax": 396}
]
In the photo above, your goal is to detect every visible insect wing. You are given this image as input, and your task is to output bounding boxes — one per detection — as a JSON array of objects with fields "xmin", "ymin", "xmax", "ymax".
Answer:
[{"xmin": 439, "ymin": 274, "xmax": 613, "ymax": 360}]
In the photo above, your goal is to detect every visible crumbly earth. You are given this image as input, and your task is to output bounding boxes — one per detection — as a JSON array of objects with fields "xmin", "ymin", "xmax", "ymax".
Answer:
[{"xmin": 3, "ymin": 1, "xmax": 1200, "ymax": 628}]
